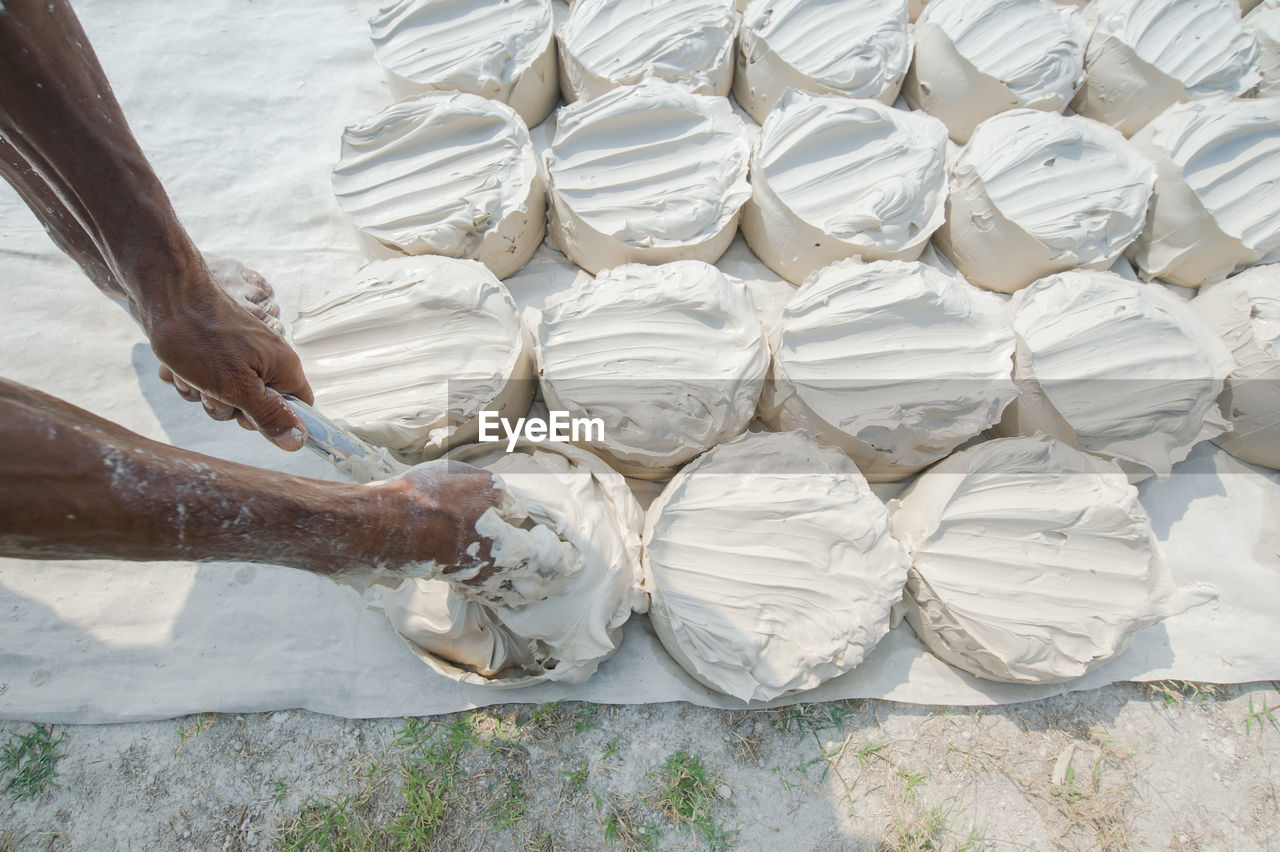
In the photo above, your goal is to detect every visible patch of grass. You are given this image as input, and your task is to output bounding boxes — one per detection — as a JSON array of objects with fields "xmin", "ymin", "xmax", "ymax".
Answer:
[
  {"xmin": 573, "ymin": 703, "xmax": 602, "ymax": 733},
  {"xmin": 1245, "ymin": 693, "xmax": 1280, "ymax": 736},
  {"xmin": 386, "ymin": 762, "xmax": 449, "ymax": 849},
  {"xmin": 956, "ymin": 826, "xmax": 985, "ymax": 851},
  {"xmin": 602, "ymin": 796, "xmax": 663, "ymax": 851},
  {"xmin": 601, "ymin": 736, "xmax": 622, "ymax": 762},
  {"xmin": 484, "ymin": 773, "xmax": 524, "ymax": 830},
  {"xmin": 171, "ymin": 713, "xmax": 216, "ymax": 757},
  {"xmin": 563, "ymin": 758, "xmax": 590, "ymax": 791},
  {"xmin": 651, "ymin": 751, "xmax": 735, "ymax": 849},
  {"xmin": 268, "ymin": 778, "xmax": 289, "ymax": 807},
  {"xmin": 528, "ymin": 700, "xmax": 563, "ymax": 729},
  {"xmin": 897, "ymin": 768, "xmax": 928, "ymax": 799},
  {"xmin": 1146, "ymin": 680, "xmax": 1220, "ymax": 707},
  {"xmin": 277, "ymin": 795, "xmax": 377, "ymax": 852},
  {"xmin": 1, "ymin": 724, "xmax": 66, "ymax": 801},
  {"xmin": 888, "ymin": 806, "xmax": 946, "ymax": 851},
  {"xmin": 772, "ymin": 700, "xmax": 860, "ymax": 734},
  {"xmin": 856, "ymin": 740, "xmax": 891, "ymax": 769}
]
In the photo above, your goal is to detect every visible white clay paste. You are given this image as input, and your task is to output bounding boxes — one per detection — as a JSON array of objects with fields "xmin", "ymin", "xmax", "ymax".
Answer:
[
  {"xmin": 1125, "ymin": 98, "xmax": 1280, "ymax": 288},
  {"xmin": 997, "ymin": 268, "xmax": 1234, "ymax": 479},
  {"xmin": 761, "ymin": 258, "xmax": 1018, "ymax": 481},
  {"xmin": 734, "ymin": 0, "xmax": 911, "ymax": 124},
  {"xmin": 902, "ymin": 0, "xmax": 1087, "ymax": 143},
  {"xmin": 557, "ymin": 0, "xmax": 737, "ymax": 102},
  {"xmin": 369, "ymin": 0, "xmax": 559, "ymax": 127},
  {"xmin": 1072, "ymin": 0, "xmax": 1260, "ymax": 137},
  {"xmin": 533, "ymin": 260, "xmax": 768, "ymax": 479},
  {"xmin": 291, "ymin": 257, "xmax": 533, "ymax": 462},
  {"xmin": 643, "ymin": 430, "xmax": 911, "ymax": 702},
  {"xmin": 1246, "ymin": 0, "xmax": 1280, "ymax": 95},
  {"xmin": 889, "ymin": 435, "xmax": 1180, "ymax": 684},
  {"xmin": 740, "ymin": 91, "xmax": 949, "ymax": 284},
  {"xmin": 1191, "ymin": 265, "xmax": 1280, "ymax": 469},
  {"xmin": 543, "ymin": 79, "xmax": 750, "ymax": 273},
  {"xmin": 331, "ymin": 92, "xmax": 544, "ymax": 280},
  {"xmin": 375, "ymin": 441, "xmax": 646, "ymax": 685},
  {"xmin": 934, "ymin": 109, "xmax": 1156, "ymax": 293}
]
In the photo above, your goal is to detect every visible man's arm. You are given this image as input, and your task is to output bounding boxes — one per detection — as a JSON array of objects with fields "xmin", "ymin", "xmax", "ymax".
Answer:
[
  {"xmin": 0, "ymin": 0, "xmax": 313, "ymax": 450},
  {"xmin": 0, "ymin": 378, "xmax": 498, "ymax": 577}
]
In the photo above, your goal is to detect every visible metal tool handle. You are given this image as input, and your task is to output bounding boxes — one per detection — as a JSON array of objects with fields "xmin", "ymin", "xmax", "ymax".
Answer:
[{"xmin": 282, "ymin": 395, "xmax": 406, "ymax": 481}]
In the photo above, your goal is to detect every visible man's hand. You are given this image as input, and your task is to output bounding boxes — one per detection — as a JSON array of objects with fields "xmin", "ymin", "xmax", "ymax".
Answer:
[{"xmin": 150, "ymin": 281, "xmax": 314, "ymax": 451}]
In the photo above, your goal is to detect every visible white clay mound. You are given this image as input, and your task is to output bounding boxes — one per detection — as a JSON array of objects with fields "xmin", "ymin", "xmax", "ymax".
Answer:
[
  {"xmin": 740, "ymin": 91, "xmax": 949, "ymax": 285},
  {"xmin": 291, "ymin": 257, "xmax": 533, "ymax": 462},
  {"xmin": 934, "ymin": 109, "xmax": 1156, "ymax": 293},
  {"xmin": 902, "ymin": 0, "xmax": 1087, "ymax": 143},
  {"xmin": 377, "ymin": 441, "xmax": 646, "ymax": 686},
  {"xmin": 889, "ymin": 435, "xmax": 1178, "ymax": 684},
  {"xmin": 543, "ymin": 80, "xmax": 750, "ymax": 273},
  {"xmin": 1192, "ymin": 265, "xmax": 1280, "ymax": 469},
  {"xmin": 643, "ymin": 430, "xmax": 911, "ymax": 702},
  {"xmin": 534, "ymin": 261, "xmax": 768, "ymax": 479},
  {"xmin": 369, "ymin": 0, "xmax": 558, "ymax": 127},
  {"xmin": 997, "ymin": 268, "xmax": 1234, "ymax": 479},
  {"xmin": 760, "ymin": 258, "xmax": 1017, "ymax": 481},
  {"xmin": 557, "ymin": 0, "xmax": 736, "ymax": 102},
  {"xmin": 1126, "ymin": 98, "xmax": 1280, "ymax": 288},
  {"xmin": 734, "ymin": 0, "xmax": 911, "ymax": 124},
  {"xmin": 1072, "ymin": 0, "xmax": 1260, "ymax": 137},
  {"xmin": 1247, "ymin": 0, "xmax": 1280, "ymax": 95},
  {"xmin": 331, "ymin": 93, "xmax": 544, "ymax": 280}
]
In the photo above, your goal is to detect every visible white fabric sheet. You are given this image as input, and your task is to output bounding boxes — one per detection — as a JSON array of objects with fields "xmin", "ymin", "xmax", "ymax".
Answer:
[{"xmin": 1, "ymin": 0, "xmax": 1278, "ymax": 722}]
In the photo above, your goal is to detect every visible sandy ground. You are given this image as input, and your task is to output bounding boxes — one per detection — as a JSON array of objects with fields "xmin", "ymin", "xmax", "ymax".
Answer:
[{"xmin": 1, "ymin": 681, "xmax": 1277, "ymax": 850}]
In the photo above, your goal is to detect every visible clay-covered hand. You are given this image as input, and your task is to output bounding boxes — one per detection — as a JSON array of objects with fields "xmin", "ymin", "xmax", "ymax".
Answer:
[
  {"xmin": 366, "ymin": 464, "xmax": 504, "ymax": 581},
  {"xmin": 150, "ymin": 280, "xmax": 314, "ymax": 451}
]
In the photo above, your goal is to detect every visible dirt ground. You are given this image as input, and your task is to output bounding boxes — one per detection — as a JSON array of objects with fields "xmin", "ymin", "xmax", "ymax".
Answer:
[{"xmin": 1, "ymin": 681, "xmax": 1277, "ymax": 850}]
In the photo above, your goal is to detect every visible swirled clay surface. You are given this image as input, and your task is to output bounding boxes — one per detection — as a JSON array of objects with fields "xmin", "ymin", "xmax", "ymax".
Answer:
[
  {"xmin": 643, "ymin": 430, "xmax": 910, "ymax": 702},
  {"xmin": 889, "ymin": 435, "xmax": 1178, "ymax": 684},
  {"xmin": 734, "ymin": 0, "xmax": 911, "ymax": 123},
  {"xmin": 534, "ymin": 260, "xmax": 768, "ymax": 478},
  {"xmin": 331, "ymin": 93, "xmax": 543, "ymax": 279},
  {"xmin": 761, "ymin": 258, "xmax": 1017, "ymax": 481},
  {"xmin": 740, "ymin": 91, "xmax": 948, "ymax": 284},
  {"xmin": 934, "ymin": 109, "xmax": 1155, "ymax": 292},
  {"xmin": 369, "ymin": 0, "xmax": 558, "ymax": 125},
  {"xmin": 998, "ymin": 268, "xmax": 1233, "ymax": 478},
  {"xmin": 543, "ymin": 80, "xmax": 750, "ymax": 272},
  {"xmin": 557, "ymin": 0, "xmax": 736, "ymax": 101},
  {"xmin": 291, "ymin": 257, "xmax": 533, "ymax": 462}
]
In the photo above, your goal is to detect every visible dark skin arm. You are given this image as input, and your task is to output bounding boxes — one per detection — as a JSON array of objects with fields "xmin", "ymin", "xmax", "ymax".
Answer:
[
  {"xmin": 0, "ymin": 379, "xmax": 500, "ymax": 578},
  {"xmin": 0, "ymin": 0, "xmax": 312, "ymax": 450}
]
